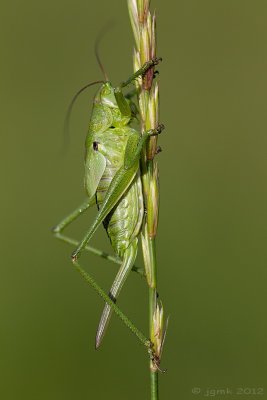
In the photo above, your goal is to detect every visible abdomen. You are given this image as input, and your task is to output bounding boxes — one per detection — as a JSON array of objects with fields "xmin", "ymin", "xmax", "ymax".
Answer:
[{"xmin": 95, "ymin": 128, "xmax": 144, "ymax": 258}]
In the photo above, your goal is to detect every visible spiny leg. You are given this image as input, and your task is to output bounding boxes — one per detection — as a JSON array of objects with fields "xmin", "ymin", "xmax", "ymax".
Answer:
[
  {"xmin": 52, "ymin": 198, "xmax": 121, "ymax": 267},
  {"xmin": 124, "ymin": 124, "xmax": 165, "ymax": 170},
  {"xmin": 52, "ymin": 198, "xmax": 94, "ymax": 234},
  {"xmin": 73, "ymin": 259, "xmax": 150, "ymax": 350},
  {"xmin": 55, "ymin": 232, "xmax": 144, "ymax": 277},
  {"xmin": 114, "ymin": 57, "xmax": 162, "ymax": 117},
  {"xmin": 118, "ymin": 57, "xmax": 162, "ymax": 90},
  {"xmin": 52, "ymin": 197, "xmax": 144, "ymax": 276},
  {"xmin": 52, "ymin": 198, "xmax": 145, "ymax": 276}
]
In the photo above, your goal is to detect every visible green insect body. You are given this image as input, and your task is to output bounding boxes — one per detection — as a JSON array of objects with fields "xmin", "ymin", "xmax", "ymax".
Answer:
[
  {"xmin": 85, "ymin": 83, "xmax": 144, "ymax": 347},
  {"xmin": 53, "ymin": 58, "xmax": 163, "ymax": 349}
]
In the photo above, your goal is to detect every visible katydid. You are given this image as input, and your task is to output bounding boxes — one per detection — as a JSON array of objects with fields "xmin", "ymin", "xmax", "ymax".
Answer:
[{"xmin": 53, "ymin": 58, "xmax": 164, "ymax": 349}]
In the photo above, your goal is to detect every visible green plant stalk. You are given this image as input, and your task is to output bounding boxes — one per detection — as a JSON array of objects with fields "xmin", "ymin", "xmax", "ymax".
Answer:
[
  {"xmin": 128, "ymin": 1, "xmax": 163, "ymax": 398},
  {"xmin": 149, "ymin": 244, "xmax": 158, "ymax": 400}
]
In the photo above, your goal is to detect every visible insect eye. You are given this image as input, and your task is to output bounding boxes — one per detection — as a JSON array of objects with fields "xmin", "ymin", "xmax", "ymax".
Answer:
[{"xmin": 93, "ymin": 141, "xmax": 99, "ymax": 151}]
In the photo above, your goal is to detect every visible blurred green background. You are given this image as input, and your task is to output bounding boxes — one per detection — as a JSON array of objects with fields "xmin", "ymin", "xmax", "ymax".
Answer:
[{"xmin": 1, "ymin": 1, "xmax": 267, "ymax": 399}]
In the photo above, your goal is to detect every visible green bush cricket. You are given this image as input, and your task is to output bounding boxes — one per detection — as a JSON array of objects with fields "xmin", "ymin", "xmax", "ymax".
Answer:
[{"xmin": 53, "ymin": 57, "xmax": 164, "ymax": 350}]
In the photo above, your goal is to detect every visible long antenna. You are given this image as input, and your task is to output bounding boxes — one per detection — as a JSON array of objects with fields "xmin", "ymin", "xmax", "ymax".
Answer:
[
  {"xmin": 63, "ymin": 80, "xmax": 104, "ymax": 152},
  {"xmin": 94, "ymin": 20, "xmax": 116, "ymax": 81},
  {"xmin": 95, "ymin": 36, "xmax": 108, "ymax": 81},
  {"xmin": 62, "ymin": 22, "xmax": 115, "ymax": 153}
]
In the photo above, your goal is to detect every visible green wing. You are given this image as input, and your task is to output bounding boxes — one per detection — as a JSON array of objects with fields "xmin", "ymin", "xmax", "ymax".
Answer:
[
  {"xmin": 72, "ymin": 161, "xmax": 139, "ymax": 260},
  {"xmin": 84, "ymin": 149, "xmax": 106, "ymax": 199}
]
